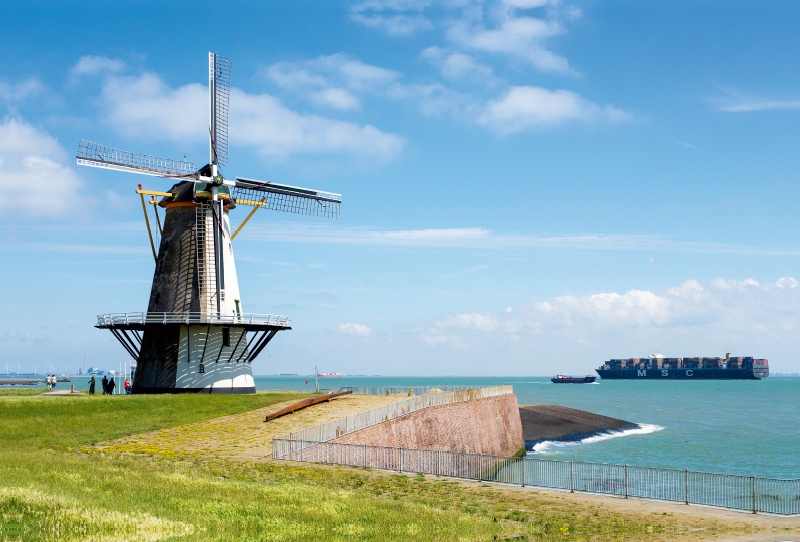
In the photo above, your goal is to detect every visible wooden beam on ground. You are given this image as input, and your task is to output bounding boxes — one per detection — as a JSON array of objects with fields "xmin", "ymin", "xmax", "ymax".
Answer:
[{"xmin": 264, "ymin": 390, "xmax": 353, "ymax": 422}]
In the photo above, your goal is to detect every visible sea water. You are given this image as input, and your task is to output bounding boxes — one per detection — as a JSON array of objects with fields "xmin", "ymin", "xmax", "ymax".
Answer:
[{"xmin": 252, "ymin": 375, "xmax": 800, "ymax": 479}]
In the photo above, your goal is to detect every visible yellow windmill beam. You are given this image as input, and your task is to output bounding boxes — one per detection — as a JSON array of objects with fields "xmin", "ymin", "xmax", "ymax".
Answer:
[
  {"xmin": 136, "ymin": 189, "xmax": 173, "ymax": 197},
  {"xmin": 231, "ymin": 197, "xmax": 266, "ymax": 240},
  {"xmin": 137, "ymin": 185, "xmax": 157, "ymax": 263}
]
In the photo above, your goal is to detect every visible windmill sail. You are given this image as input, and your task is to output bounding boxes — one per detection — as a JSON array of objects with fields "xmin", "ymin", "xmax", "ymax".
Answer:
[
  {"xmin": 232, "ymin": 177, "xmax": 341, "ymax": 219},
  {"xmin": 209, "ymin": 53, "xmax": 232, "ymax": 167},
  {"xmin": 77, "ymin": 140, "xmax": 196, "ymax": 178}
]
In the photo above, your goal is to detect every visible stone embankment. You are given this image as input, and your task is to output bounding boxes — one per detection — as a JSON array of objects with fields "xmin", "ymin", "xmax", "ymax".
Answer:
[
  {"xmin": 519, "ymin": 404, "xmax": 636, "ymax": 442},
  {"xmin": 334, "ymin": 394, "xmax": 525, "ymax": 457}
]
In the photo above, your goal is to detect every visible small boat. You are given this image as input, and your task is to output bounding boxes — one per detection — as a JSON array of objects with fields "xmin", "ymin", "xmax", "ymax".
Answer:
[{"xmin": 551, "ymin": 373, "xmax": 596, "ymax": 384}]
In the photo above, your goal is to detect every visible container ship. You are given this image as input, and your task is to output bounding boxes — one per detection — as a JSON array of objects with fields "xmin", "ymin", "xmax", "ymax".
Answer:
[{"xmin": 596, "ymin": 353, "xmax": 768, "ymax": 380}]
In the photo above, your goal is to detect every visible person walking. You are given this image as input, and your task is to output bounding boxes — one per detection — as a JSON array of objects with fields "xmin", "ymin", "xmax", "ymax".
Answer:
[
  {"xmin": 88, "ymin": 376, "xmax": 96, "ymax": 395},
  {"xmin": 101, "ymin": 375, "xmax": 109, "ymax": 395},
  {"xmin": 123, "ymin": 378, "xmax": 131, "ymax": 394},
  {"xmin": 51, "ymin": 375, "xmax": 57, "ymax": 390},
  {"xmin": 107, "ymin": 377, "xmax": 116, "ymax": 395}
]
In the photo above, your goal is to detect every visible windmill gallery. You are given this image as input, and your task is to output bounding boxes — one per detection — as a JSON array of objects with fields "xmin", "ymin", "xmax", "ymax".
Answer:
[{"xmin": 77, "ymin": 53, "xmax": 342, "ymax": 394}]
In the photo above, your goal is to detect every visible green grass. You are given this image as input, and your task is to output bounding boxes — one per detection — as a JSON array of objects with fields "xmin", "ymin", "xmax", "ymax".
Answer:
[
  {"xmin": 0, "ymin": 388, "xmax": 47, "ymax": 396},
  {"xmin": 0, "ymin": 394, "xmax": 745, "ymax": 541}
]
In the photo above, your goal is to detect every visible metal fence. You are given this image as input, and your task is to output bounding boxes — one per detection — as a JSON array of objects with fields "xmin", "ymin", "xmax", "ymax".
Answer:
[
  {"xmin": 344, "ymin": 385, "xmax": 476, "ymax": 396},
  {"xmin": 272, "ymin": 440, "xmax": 800, "ymax": 516},
  {"xmin": 278, "ymin": 386, "xmax": 513, "ymax": 444}
]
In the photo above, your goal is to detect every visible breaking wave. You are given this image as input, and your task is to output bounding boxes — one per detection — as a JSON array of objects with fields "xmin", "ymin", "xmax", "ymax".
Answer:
[{"xmin": 529, "ymin": 423, "xmax": 664, "ymax": 454}]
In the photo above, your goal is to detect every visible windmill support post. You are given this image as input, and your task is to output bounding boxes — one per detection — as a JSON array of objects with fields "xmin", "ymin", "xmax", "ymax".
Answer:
[
  {"xmin": 138, "ymin": 186, "xmax": 157, "ymax": 263},
  {"xmin": 95, "ymin": 313, "xmax": 290, "ymax": 393}
]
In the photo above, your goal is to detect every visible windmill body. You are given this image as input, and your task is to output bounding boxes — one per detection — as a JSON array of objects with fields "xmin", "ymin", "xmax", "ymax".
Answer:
[{"xmin": 80, "ymin": 53, "xmax": 341, "ymax": 394}]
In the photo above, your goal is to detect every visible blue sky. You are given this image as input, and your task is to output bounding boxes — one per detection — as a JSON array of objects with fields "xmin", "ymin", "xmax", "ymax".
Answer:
[{"xmin": 3, "ymin": 0, "xmax": 800, "ymax": 376}]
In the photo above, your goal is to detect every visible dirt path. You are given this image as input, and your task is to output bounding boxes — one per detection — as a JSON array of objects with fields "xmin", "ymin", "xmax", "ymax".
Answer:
[{"xmin": 97, "ymin": 392, "xmax": 404, "ymax": 460}]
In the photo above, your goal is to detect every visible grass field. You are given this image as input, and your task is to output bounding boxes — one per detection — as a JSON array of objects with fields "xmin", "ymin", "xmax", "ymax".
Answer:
[{"xmin": 0, "ymin": 393, "xmax": 755, "ymax": 541}]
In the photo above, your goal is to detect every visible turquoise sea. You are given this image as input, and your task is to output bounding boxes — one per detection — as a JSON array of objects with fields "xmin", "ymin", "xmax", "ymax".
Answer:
[
  {"xmin": 20, "ymin": 374, "xmax": 798, "ymax": 479},
  {"xmin": 252, "ymin": 375, "xmax": 800, "ymax": 479}
]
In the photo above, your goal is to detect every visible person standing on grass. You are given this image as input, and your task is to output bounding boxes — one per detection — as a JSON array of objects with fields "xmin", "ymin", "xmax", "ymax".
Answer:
[
  {"xmin": 88, "ymin": 376, "xmax": 96, "ymax": 395},
  {"xmin": 51, "ymin": 375, "xmax": 56, "ymax": 390},
  {"xmin": 101, "ymin": 375, "xmax": 108, "ymax": 395},
  {"xmin": 107, "ymin": 377, "xmax": 116, "ymax": 395},
  {"xmin": 124, "ymin": 378, "xmax": 131, "ymax": 394},
  {"xmin": 44, "ymin": 375, "xmax": 51, "ymax": 389}
]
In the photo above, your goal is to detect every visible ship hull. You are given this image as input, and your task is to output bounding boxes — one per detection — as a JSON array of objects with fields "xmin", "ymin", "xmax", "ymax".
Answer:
[
  {"xmin": 596, "ymin": 368, "xmax": 768, "ymax": 380},
  {"xmin": 551, "ymin": 376, "xmax": 596, "ymax": 384}
]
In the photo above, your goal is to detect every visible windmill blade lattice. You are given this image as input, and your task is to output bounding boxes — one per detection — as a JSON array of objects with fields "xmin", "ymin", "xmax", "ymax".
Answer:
[
  {"xmin": 77, "ymin": 140, "xmax": 197, "ymax": 178},
  {"xmin": 209, "ymin": 53, "xmax": 232, "ymax": 167},
  {"xmin": 232, "ymin": 178, "xmax": 341, "ymax": 219}
]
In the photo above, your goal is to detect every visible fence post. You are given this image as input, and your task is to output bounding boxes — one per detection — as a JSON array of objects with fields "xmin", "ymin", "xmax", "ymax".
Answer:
[
  {"xmin": 364, "ymin": 443, "xmax": 367, "ymax": 468},
  {"xmin": 399, "ymin": 448, "xmax": 403, "ymax": 474},
  {"xmin": 300, "ymin": 443, "xmax": 303, "ymax": 463},
  {"xmin": 437, "ymin": 450, "xmax": 440, "ymax": 477},
  {"xmin": 521, "ymin": 458, "xmax": 525, "ymax": 487},
  {"xmin": 624, "ymin": 464, "xmax": 628, "ymax": 499},
  {"xmin": 570, "ymin": 461, "xmax": 574, "ymax": 493},
  {"xmin": 752, "ymin": 476, "xmax": 757, "ymax": 514},
  {"xmin": 684, "ymin": 469, "xmax": 689, "ymax": 505}
]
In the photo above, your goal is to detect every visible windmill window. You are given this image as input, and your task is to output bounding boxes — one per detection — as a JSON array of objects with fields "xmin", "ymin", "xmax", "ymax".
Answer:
[
  {"xmin": 154, "ymin": 291, "xmax": 160, "ymax": 304},
  {"xmin": 222, "ymin": 327, "xmax": 230, "ymax": 347}
]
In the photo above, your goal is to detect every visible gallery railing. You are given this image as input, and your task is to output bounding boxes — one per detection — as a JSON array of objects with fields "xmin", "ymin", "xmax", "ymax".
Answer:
[
  {"xmin": 96, "ymin": 312, "xmax": 291, "ymax": 327},
  {"xmin": 276, "ymin": 386, "xmax": 513, "ymax": 444},
  {"xmin": 272, "ymin": 439, "xmax": 800, "ymax": 516},
  {"xmin": 344, "ymin": 385, "xmax": 476, "ymax": 396}
]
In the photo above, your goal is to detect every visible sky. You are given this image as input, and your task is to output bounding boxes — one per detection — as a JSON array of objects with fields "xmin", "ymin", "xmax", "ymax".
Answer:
[{"xmin": 2, "ymin": 0, "xmax": 800, "ymax": 376}]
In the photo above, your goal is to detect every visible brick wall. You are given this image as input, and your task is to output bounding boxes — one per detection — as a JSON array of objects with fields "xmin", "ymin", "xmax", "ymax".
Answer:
[{"xmin": 333, "ymin": 393, "xmax": 524, "ymax": 457}]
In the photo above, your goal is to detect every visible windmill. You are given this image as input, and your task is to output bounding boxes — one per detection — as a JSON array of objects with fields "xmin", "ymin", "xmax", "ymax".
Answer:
[{"xmin": 78, "ymin": 53, "xmax": 341, "ymax": 394}]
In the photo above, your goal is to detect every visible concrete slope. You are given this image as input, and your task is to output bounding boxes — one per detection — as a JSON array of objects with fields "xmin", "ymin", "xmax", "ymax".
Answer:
[{"xmin": 519, "ymin": 404, "xmax": 636, "ymax": 442}]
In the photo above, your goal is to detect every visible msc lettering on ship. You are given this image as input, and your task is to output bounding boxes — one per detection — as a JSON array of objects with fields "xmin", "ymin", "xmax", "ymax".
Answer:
[{"xmin": 638, "ymin": 370, "xmax": 647, "ymax": 376}]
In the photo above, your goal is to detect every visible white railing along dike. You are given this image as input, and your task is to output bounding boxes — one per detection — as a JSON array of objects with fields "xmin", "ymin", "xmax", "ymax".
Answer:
[
  {"xmin": 96, "ymin": 312, "xmax": 291, "ymax": 327},
  {"xmin": 276, "ymin": 386, "xmax": 513, "ymax": 446},
  {"xmin": 272, "ymin": 440, "xmax": 800, "ymax": 516}
]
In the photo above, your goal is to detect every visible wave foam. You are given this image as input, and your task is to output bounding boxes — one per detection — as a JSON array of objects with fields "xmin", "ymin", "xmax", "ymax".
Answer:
[{"xmin": 530, "ymin": 423, "xmax": 664, "ymax": 453}]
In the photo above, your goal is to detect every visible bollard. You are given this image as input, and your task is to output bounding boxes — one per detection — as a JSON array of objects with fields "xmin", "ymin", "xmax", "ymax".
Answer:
[
  {"xmin": 570, "ymin": 461, "xmax": 574, "ymax": 493},
  {"xmin": 685, "ymin": 469, "xmax": 689, "ymax": 505},
  {"xmin": 71, "ymin": 384, "xmax": 75, "ymax": 393},
  {"xmin": 624, "ymin": 464, "xmax": 629, "ymax": 499}
]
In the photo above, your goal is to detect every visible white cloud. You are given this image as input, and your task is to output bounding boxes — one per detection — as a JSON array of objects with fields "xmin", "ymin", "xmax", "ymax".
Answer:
[
  {"xmin": 0, "ymin": 78, "xmax": 45, "ymax": 101},
  {"xmin": 266, "ymin": 53, "xmax": 468, "ymax": 117},
  {"xmin": 232, "ymin": 89, "xmax": 404, "ymax": 158},
  {"xmin": 714, "ymin": 85, "xmax": 800, "ymax": 113},
  {"xmin": 72, "ymin": 55, "xmax": 126, "ymax": 76},
  {"xmin": 447, "ymin": 10, "xmax": 570, "ymax": 72},
  {"xmin": 0, "ymin": 117, "xmax": 84, "ymax": 217},
  {"xmin": 311, "ymin": 87, "xmax": 361, "ymax": 110},
  {"xmin": 97, "ymin": 72, "xmax": 405, "ymax": 160},
  {"xmin": 100, "ymin": 73, "xmax": 207, "ymax": 141},
  {"xmin": 420, "ymin": 47, "xmax": 495, "ymax": 81},
  {"xmin": 239, "ymin": 223, "xmax": 800, "ymax": 256},
  {"xmin": 338, "ymin": 323, "xmax": 374, "ymax": 336},
  {"xmin": 479, "ymin": 86, "xmax": 630, "ymax": 133},
  {"xmin": 420, "ymin": 277, "xmax": 800, "ymax": 350},
  {"xmin": 350, "ymin": 0, "xmax": 433, "ymax": 35}
]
